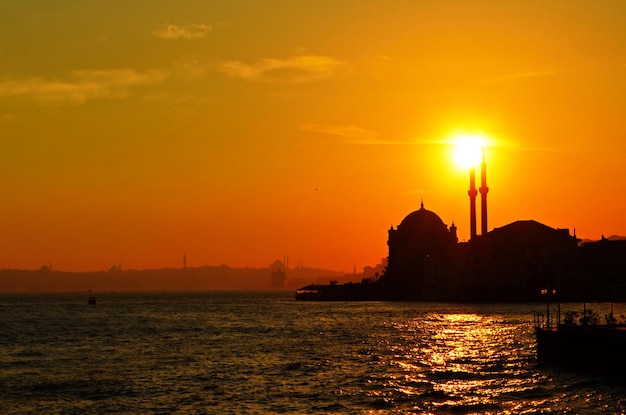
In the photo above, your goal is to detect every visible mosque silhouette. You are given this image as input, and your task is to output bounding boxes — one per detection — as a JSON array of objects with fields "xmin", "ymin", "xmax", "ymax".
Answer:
[{"xmin": 296, "ymin": 156, "xmax": 626, "ymax": 302}]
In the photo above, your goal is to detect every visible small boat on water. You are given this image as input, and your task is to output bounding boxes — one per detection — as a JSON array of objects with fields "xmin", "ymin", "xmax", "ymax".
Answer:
[{"xmin": 88, "ymin": 295, "xmax": 98, "ymax": 305}]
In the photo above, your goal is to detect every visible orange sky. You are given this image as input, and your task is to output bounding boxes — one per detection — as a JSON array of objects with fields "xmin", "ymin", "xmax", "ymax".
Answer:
[{"xmin": 1, "ymin": 1, "xmax": 626, "ymax": 272}]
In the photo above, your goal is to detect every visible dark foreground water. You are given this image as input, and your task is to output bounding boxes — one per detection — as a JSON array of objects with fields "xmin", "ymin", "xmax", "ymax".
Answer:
[{"xmin": 1, "ymin": 292, "xmax": 625, "ymax": 414}]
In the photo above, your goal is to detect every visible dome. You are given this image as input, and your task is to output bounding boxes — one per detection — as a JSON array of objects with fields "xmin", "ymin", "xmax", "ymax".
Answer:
[
  {"xmin": 386, "ymin": 202, "xmax": 456, "ymax": 279},
  {"xmin": 398, "ymin": 203, "xmax": 447, "ymax": 233}
]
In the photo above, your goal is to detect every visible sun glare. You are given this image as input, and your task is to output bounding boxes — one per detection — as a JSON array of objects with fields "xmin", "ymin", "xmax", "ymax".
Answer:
[{"xmin": 451, "ymin": 134, "xmax": 488, "ymax": 169}]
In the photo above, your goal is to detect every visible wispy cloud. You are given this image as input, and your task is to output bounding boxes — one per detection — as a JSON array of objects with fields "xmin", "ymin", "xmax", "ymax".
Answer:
[
  {"xmin": 413, "ymin": 138, "xmax": 454, "ymax": 146},
  {"xmin": 413, "ymin": 136, "xmax": 587, "ymax": 154},
  {"xmin": 220, "ymin": 55, "xmax": 344, "ymax": 83},
  {"xmin": 301, "ymin": 123, "xmax": 379, "ymax": 141},
  {"xmin": 300, "ymin": 123, "xmax": 413, "ymax": 145},
  {"xmin": 172, "ymin": 59, "xmax": 212, "ymax": 79},
  {"xmin": 478, "ymin": 69, "xmax": 567, "ymax": 84},
  {"xmin": 152, "ymin": 23, "xmax": 212, "ymax": 40},
  {"xmin": 0, "ymin": 69, "xmax": 168, "ymax": 104}
]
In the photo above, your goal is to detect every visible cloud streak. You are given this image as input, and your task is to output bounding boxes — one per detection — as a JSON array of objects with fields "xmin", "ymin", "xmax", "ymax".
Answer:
[
  {"xmin": 301, "ymin": 123, "xmax": 413, "ymax": 145},
  {"xmin": 478, "ymin": 69, "xmax": 569, "ymax": 84},
  {"xmin": 412, "ymin": 137, "xmax": 587, "ymax": 154},
  {"xmin": 220, "ymin": 55, "xmax": 344, "ymax": 83},
  {"xmin": 152, "ymin": 24, "xmax": 212, "ymax": 40},
  {"xmin": 0, "ymin": 54, "xmax": 344, "ymax": 105},
  {"xmin": 0, "ymin": 69, "xmax": 168, "ymax": 104}
]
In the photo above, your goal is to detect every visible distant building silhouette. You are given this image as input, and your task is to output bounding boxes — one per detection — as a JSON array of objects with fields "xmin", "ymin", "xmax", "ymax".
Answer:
[
  {"xmin": 468, "ymin": 166, "xmax": 478, "ymax": 240},
  {"xmin": 379, "ymin": 206, "xmax": 578, "ymax": 301},
  {"xmin": 460, "ymin": 220, "xmax": 579, "ymax": 301},
  {"xmin": 384, "ymin": 202, "xmax": 458, "ymax": 299},
  {"xmin": 479, "ymin": 152, "xmax": 489, "ymax": 236},
  {"xmin": 296, "ymin": 155, "xmax": 626, "ymax": 302},
  {"xmin": 270, "ymin": 259, "xmax": 287, "ymax": 288}
]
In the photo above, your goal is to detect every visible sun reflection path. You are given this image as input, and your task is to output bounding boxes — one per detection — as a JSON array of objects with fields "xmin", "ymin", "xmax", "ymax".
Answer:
[{"xmin": 377, "ymin": 311, "xmax": 537, "ymax": 413}]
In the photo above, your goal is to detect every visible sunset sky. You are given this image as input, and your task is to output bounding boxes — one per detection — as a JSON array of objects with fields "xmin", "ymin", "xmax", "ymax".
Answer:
[{"xmin": 2, "ymin": 1, "xmax": 626, "ymax": 272}]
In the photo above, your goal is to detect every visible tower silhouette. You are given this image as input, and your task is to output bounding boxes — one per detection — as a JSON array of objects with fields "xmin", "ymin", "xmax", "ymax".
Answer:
[
  {"xmin": 468, "ymin": 166, "xmax": 477, "ymax": 239},
  {"xmin": 479, "ymin": 151, "xmax": 489, "ymax": 235}
]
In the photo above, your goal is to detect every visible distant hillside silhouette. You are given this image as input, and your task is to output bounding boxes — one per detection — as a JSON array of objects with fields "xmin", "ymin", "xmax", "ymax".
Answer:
[{"xmin": 0, "ymin": 261, "xmax": 370, "ymax": 292}]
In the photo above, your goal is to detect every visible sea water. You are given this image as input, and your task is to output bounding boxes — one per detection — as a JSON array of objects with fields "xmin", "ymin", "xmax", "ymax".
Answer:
[{"xmin": 0, "ymin": 291, "xmax": 625, "ymax": 414}]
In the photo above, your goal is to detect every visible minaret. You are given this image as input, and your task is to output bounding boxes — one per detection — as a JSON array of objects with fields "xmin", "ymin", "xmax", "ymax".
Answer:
[
  {"xmin": 479, "ymin": 151, "xmax": 489, "ymax": 235},
  {"xmin": 468, "ymin": 166, "xmax": 477, "ymax": 240},
  {"xmin": 450, "ymin": 221, "xmax": 458, "ymax": 243}
]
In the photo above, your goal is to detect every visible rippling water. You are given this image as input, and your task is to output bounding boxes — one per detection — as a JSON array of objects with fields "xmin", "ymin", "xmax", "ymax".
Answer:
[{"xmin": 1, "ymin": 291, "xmax": 625, "ymax": 414}]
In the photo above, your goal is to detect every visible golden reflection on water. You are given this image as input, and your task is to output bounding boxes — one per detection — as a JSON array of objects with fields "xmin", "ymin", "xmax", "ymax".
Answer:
[
  {"xmin": 387, "ymin": 311, "xmax": 526, "ymax": 411},
  {"xmin": 430, "ymin": 314, "xmax": 496, "ymax": 366},
  {"xmin": 432, "ymin": 314, "xmax": 499, "ymax": 406}
]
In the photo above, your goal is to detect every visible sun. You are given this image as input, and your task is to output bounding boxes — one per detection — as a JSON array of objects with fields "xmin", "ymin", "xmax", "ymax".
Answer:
[{"xmin": 451, "ymin": 133, "xmax": 488, "ymax": 169}]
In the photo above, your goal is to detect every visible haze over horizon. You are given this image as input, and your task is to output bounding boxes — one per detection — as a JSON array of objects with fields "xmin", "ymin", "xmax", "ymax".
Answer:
[{"xmin": 2, "ymin": 1, "xmax": 626, "ymax": 272}]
